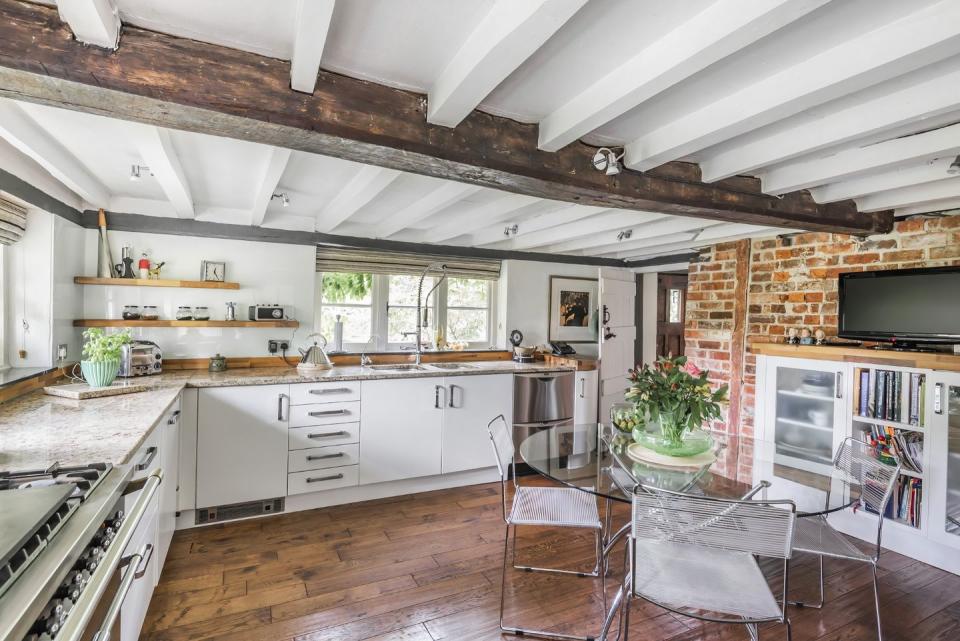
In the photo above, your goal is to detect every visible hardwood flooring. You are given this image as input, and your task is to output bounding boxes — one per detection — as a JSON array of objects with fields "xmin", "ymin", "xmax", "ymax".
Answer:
[{"xmin": 142, "ymin": 482, "xmax": 960, "ymax": 641}]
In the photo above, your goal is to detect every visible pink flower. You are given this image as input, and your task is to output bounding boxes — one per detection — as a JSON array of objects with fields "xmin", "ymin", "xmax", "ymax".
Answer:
[{"xmin": 682, "ymin": 361, "xmax": 702, "ymax": 377}]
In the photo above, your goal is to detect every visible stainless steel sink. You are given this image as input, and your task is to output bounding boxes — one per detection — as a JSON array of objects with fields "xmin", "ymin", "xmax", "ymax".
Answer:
[
  {"xmin": 365, "ymin": 364, "xmax": 427, "ymax": 371},
  {"xmin": 428, "ymin": 363, "xmax": 477, "ymax": 370}
]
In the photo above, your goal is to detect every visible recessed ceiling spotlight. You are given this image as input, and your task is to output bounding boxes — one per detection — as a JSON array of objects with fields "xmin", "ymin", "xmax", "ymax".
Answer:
[
  {"xmin": 616, "ymin": 229, "xmax": 633, "ymax": 241},
  {"xmin": 948, "ymin": 154, "xmax": 960, "ymax": 175},
  {"xmin": 272, "ymin": 192, "xmax": 290, "ymax": 207},
  {"xmin": 591, "ymin": 147, "xmax": 624, "ymax": 176},
  {"xmin": 129, "ymin": 164, "xmax": 151, "ymax": 181},
  {"xmin": 503, "ymin": 224, "xmax": 519, "ymax": 237}
]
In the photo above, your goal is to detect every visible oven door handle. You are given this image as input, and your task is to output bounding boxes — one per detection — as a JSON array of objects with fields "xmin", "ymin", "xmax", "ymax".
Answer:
[
  {"xmin": 57, "ymin": 469, "xmax": 163, "ymax": 641},
  {"xmin": 91, "ymin": 541, "xmax": 151, "ymax": 641}
]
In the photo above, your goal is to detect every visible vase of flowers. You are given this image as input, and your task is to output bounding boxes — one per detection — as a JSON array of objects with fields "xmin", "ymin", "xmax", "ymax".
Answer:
[
  {"xmin": 625, "ymin": 355, "xmax": 728, "ymax": 456},
  {"xmin": 79, "ymin": 328, "xmax": 132, "ymax": 387}
]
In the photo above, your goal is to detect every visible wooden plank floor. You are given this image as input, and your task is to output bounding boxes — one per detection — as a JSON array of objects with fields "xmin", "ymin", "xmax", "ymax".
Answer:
[{"xmin": 142, "ymin": 482, "xmax": 960, "ymax": 641}]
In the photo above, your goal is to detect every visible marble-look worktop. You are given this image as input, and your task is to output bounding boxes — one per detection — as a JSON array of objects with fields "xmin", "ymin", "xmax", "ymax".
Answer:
[{"xmin": 0, "ymin": 362, "xmax": 571, "ymax": 472}]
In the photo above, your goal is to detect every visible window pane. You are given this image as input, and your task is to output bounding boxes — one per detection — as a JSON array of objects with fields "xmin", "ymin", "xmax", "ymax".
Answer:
[
  {"xmin": 448, "ymin": 278, "xmax": 488, "ymax": 308},
  {"xmin": 447, "ymin": 309, "xmax": 488, "ymax": 342},
  {"xmin": 320, "ymin": 272, "xmax": 372, "ymax": 305},
  {"xmin": 668, "ymin": 289, "xmax": 682, "ymax": 323},
  {"xmin": 388, "ymin": 307, "xmax": 419, "ymax": 342},
  {"xmin": 320, "ymin": 306, "xmax": 371, "ymax": 343},
  {"xmin": 389, "ymin": 274, "xmax": 433, "ymax": 306}
]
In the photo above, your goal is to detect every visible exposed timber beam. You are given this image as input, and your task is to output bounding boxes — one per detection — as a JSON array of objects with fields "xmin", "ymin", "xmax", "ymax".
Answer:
[
  {"xmin": 428, "ymin": 0, "xmax": 585, "ymax": 128},
  {"xmin": 290, "ymin": 0, "xmax": 335, "ymax": 94},
  {"xmin": 0, "ymin": 99, "xmax": 109, "ymax": 206},
  {"xmin": 494, "ymin": 210, "xmax": 665, "ymax": 251},
  {"xmin": 56, "ymin": 0, "xmax": 120, "ymax": 50},
  {"xmin": 379, "ymin": 181, "xmax": 481, "ymax": 238},
  {"xmin": 128, "ymin": 125, "xmax": 194, "ymax": 218},
  {"xmin": 537, "ymin": 0, "xmax": 827, "ymax": 152},
  {"xmin": 625, "ymin": 252, "xmax": 700, "ymax": 269},
  {"xmin": 250, "ymin": 147, "xmax": 292, "ymax": 227},
  {"xmin": 625, "ymin": 0, "xmax": 960, "ymax": 173},
  {"xmin": 856, "ymin": 178, "xmax": 960, "ymax": 213},
  {"xmin": 810, "ymin": 159, "xmax": 956, "ymax": 203},
  {"xmin": 0, "ymin": 0, "xmax": 888, "ymax": 235},
  {"xmin": 758, "ymin": 121, "xmax": 960, "ymax": 195},
  {"xmin": 315, "ymin": 165, "xmax": 400, "ymax": 233},
  {"xmin": 423, "ymin": 193, "xmax": 538, "ymax": 243}
]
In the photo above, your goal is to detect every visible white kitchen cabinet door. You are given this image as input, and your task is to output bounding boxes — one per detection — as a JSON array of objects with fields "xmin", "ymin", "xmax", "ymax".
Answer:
[
  {"xmin": 156, "ymin": 400, "xmax": 180, "ymax": 573},
  {"xmin": 928, "ymin": 372, "xmax": 960, "ymax": 550},
  {"xmin": 442, "ymin": 374, "xmax": 513, "ymax": 474},
  {"xmin": 120, "ymin": 489, "xmax": 159, "ymax": 641},
  {"xmin": 360, "ymin": 377, "xmax": 443, "ymax": 484},
  {"xmin": 197, "ymin": 385, "xmax": 289, "ymax": 508},
  {"xmin": 574, "ymin": 370, "xmax": 599, "ymax": 425}
]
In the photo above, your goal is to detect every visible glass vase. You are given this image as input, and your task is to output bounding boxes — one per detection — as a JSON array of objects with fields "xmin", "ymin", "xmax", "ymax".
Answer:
[{"xmin": 633, "ymin": 408, "xmax": 714, "ymax": 457}]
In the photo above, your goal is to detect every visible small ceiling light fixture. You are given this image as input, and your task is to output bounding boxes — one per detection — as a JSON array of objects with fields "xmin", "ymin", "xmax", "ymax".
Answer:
[
  {"xmin": 948, "ymin": 154, "xmax": 960, "ymax": 175},
  {"xmin": 616, "ymin": 229, "xmax": 633, "ymax": 241},
  {"xmin": 503, "ymin": 223, "xmax": 519, "ymax": 237},
  {"xmin": 129, "ymin": 164, "xmax": 151, "ymax": 181},
  {"xmin": 272, "ymin": 192, "xmax": 290, "ymax": 207},
  {"xmin": 591, "ymin": 147, "xmax": 625, "ymax": 176}
]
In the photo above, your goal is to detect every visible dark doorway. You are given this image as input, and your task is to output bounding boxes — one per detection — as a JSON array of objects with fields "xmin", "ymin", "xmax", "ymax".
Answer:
[{"xmin": 656, "ymin": 273, "xmax": 687, "ymax": 358}]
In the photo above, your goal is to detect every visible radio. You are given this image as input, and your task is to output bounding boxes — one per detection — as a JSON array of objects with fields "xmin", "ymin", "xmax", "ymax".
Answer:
[{"xmin": 248, "ymin": 304, "xmax": 286, "ymax": 321}]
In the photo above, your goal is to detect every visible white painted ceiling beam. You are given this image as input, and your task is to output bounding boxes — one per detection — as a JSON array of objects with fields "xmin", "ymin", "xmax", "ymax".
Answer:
[
  {"xmin": 56, "ymin": 0, "xmax": 121, "ymax": 49},
  {"xmin": 614, "ymin": 226, "xmax": 784, "ymax": 260},
  {"xmin": 423, "ymin": 193, "xmax": 539, "ymax": 243},
  {"xmin": 470, "ymin": 205, "xmax": 601, "ymax": 247},
  {"xmin": 0, "ymin": 100, "xmax": 109, "ymax": 206},
  {"xmin": 492, "ymin": 210, "xmax": 664, "ymax": 250},
  {"xmin": 315, "ymin": 165, "xmax": 400, "ymax": 233},
  {"xmin": 537, "ymin": 0, "xmax": 828, "ymax": 152},
  {"xmin": 810, "ymin": 159, "xmax": 956, "ymax": 203},
  {"xmin": 895, "ymin": 198, "xmax": 960, "ymax": 217},
  {"xmin": 596, "ymin": 222, "xmax": 757, "ymax": 257},
  {"xmin": 379, "ymin": 182, "xmax": 482, "ymax": 238},
  {"xmin": 128, "ymin": 125, "xmax": 194, "ymax": 218},
  {"xmin": 705, "ymin": 68, "xmax": 960, "ymax": 185},
  {"xmin": 625, "ymin": 0, "xmax": 960, "ymax": 172},
  {"xmin": 290, "ymin": 0, "xmax": 336, "ymax": 93},
  {"xmin": 855, "ymin": 178, "xmax": 960, "ymax": 212},
  {"xmin": 545, "ymin": 216, "xmax": 716, "ymax": 254},
  {"xmin": 250, "ymin": 147, "xmax": 293, "ymax": 227},
  {"xmin": 427, "ymin": 0, "xmax": 585, "ymax": 128}
]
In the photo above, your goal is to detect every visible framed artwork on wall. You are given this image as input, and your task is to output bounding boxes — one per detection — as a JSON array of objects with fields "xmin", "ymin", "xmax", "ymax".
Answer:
[{"xmin": 548, "ymin": 276, "xmax": 599, "ymax": 343}]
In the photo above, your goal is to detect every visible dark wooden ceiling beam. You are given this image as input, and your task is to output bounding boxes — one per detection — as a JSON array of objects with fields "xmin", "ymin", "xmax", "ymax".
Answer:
[{"xmin": 0, "ymin": 0, "xmax": 891, "ymax": 235}]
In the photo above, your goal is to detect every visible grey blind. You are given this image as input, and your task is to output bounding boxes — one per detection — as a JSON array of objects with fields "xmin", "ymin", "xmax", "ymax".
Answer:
[
  {"xmin": 315, "ymin": 245, "xmax": 501, "ymax": 280},
  {"xmin": 0, "ymin": 198, "xmax": 26, "ymax": 245}
]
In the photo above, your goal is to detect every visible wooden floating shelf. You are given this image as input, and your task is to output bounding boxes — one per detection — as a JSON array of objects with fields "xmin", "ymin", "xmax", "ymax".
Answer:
[
  {"xmin": 73, "ymin": 319, "xmax": 298, "ymax": 328},
  {"xmin": 74, "ymin": 277, "xmax": 240, "ymax": 290}
]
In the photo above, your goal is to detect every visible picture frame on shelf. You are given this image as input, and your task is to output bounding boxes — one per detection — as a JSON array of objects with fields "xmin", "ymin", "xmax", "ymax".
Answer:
[
  {"xmin": 548, "ymin": 276, "xmax": 598, "ymax": 343},
  {"xmin": 200, "ymin": 260, "xmax": 226, "ymax": 282}
]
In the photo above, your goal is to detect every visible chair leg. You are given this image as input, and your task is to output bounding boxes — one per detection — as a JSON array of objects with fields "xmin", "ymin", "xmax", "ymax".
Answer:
[
  {"xmin": 513, "ymin": 527, "xmax": 602, "ymax": 577},
  {"xmin": 785, "ymin": 617, "xmax": 793, "ymax": 641},
  {"xmin": 620, "ymin": 585, "xmax": 632, "ymax": 641},
  {"xmin": 871, "ymin": 562, "xmax": 884, "ymax": 641},
  {"xmin": 746, "ymin": 622, "xmax": 759, "ymax": 641},
  {"xmin": 788, "ymin": 554, "xmax": 825, "ymax": 609}
]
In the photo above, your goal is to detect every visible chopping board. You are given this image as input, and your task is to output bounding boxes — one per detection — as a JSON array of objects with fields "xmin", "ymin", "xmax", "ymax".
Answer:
[{"xmin": 44, "ymin": 380, "xmax": 151, "ymax": 400}]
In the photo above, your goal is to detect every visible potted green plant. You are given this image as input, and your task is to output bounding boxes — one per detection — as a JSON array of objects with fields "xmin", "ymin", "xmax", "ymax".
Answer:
[
  {"xmin": 80, "ymin": 328, "xmax": 132, "ymax": 387},
  {"xmin": 625, "ymin": 355, "xmax": 728, "ymax": 456}
]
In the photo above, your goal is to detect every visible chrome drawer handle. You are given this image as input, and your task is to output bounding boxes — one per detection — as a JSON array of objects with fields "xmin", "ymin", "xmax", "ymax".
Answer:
[
  {"xmin": 308, "ymin": 430, "xmax": 348, "ymax": 439},
  {"xmin": 306, "ymin": 452, "xmax": 345, "ymax": 461},
  {"xmin": 308, "ymin": 409, "xmax": 349, "ymax": 417},
  {"xmin": 309, "ymin": 387, "xmax": 351, "ymax": 395},
  {"xmin": 306, "ymin": 473, "xmax": 344, "ymax": 483},
  {"xmin": 135, "ymin": 446, "xmax": 158, "ymax": 472}
]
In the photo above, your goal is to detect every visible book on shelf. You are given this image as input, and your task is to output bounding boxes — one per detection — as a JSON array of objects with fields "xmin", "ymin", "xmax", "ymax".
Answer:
[
  {"xmin": 856, "ymin": 423, "xmax": 923, "ymax": 473},
  {"xmin": 852, "ymin": 367, "xmax": 926, "ymax": 428},
  {"xmin": 858, "ymin": 369, "xmax": 870, "ymax": 417}
]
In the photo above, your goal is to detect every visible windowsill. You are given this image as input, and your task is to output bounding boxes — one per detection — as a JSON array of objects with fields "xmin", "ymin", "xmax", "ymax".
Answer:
[{"xmin": 0, "ymin": 366, "xmax": 59, "ymax": 388}]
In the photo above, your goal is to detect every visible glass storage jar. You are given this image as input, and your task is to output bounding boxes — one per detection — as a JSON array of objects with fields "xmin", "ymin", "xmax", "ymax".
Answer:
[
  {"xmin": 121, "ymin": 305, "xmax": 141, "ymax": 320},
  {"xmin": 193, "ymin": 306, "xmax": 210, "ymax": 321},
  {"xmin": 141, "ymin": 305, "xmax": 159, "ymax": 320},
  {"xmin": 175, "ymin": 306, "xmax": 193, "ymax": 321}
]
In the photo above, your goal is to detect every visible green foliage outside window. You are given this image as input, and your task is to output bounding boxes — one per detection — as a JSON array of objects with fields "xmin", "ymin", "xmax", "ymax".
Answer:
[{"xmin": 321, "ymin": 272, "xmax": 373, "ymax": 303}]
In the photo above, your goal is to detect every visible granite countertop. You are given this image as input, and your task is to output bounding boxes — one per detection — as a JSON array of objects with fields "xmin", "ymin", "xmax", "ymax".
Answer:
[{"xmin": 0, "ymin": 361, "xmax": 571, "ymax": 472}]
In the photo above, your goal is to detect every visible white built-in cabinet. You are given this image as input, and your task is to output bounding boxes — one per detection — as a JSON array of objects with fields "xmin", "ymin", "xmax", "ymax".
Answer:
[
  {"xmin": 574, "ymin": 370, "xmax": 599, "ymax": 425},
  {"xmin": 442, "ymin": 374, "xmax": 513, "ymax": 474},
  {"xmin": 156, "ymin": 400, "xmax": 181, "ymax": 570},
  {"xmin": 927, "ymin": 372, "xmax": 960, "ymax": 552},
  {"xmin": 196, "ymin": 384, "xmax": 288, "ymax": 508}
]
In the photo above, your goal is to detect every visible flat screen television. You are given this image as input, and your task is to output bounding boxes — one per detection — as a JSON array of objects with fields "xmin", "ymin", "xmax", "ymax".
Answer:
[{"xmin": 838, "ymin": 266, "xmax": 960, "ymax": 347}]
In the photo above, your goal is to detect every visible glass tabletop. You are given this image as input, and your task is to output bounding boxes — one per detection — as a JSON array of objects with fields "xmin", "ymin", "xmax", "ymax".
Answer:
[{"xmin": 518, "ymin": 423, "xmax": 861, "ymax": 517}]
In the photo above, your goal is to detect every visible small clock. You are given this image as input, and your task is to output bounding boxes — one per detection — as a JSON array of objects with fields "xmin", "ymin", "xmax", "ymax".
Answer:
[
  {"xmin": 509, "ymin": 329, "xmax": 523, "ymax": 347},
  {"xmin": 201, "ymin": 260, "xmax": 226, "ymax": 282}
]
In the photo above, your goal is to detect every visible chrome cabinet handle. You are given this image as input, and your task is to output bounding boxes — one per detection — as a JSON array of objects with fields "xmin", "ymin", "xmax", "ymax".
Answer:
[
  {"xmin": 133, "ymin": 542, "xmax": 154, "ymax": 579},
  {"xmin": 448, "ymin": 384, "xmax": 457, "ymax": 408},
  {"xmin": 435, "ymin": 385, "xmax": 444, "ymax": 409},
  {"xmin": 167, "ymin": 409, "xmax": 181, "ymax": 425},
  {"xmin": 935, "ymin": 383, "xmax": 944, "ymax": 415},
  {"xmin": 579, "ymin": 378, "xmax": 585, "ymax": 398},
  {"xmin": 308, "ymin": 409, "xmax": 350, "ymax": 417},
  {"xmin": 308, "ymin": 430, "xmax": 348, "ymax": 439},
  {"xmin": 278, "ymin": 393, "xmax": 289, "ymax": 421},
  {"xmin": 835, "ymin": 372, "xmax": 842, "ymax": 399},
  {"xmin": 309, "ymin": 387, "xmax": 351, "ymax": 395},
  {"xmin": 135, "ymin": 446, "xmax": 158, "ymax": 472},
  {"xmin": 306, "ymin": 452, "xmax": 345, "ymax": 461},
  {"xmin": 306, "ymin": 473, "xmax": 344, "ymax": 483}
]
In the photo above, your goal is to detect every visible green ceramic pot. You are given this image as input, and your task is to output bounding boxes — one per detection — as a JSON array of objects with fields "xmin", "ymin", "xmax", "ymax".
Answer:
[{"xmin": 80, "ymin": 359, "xmax": 120, "ymax": 388}]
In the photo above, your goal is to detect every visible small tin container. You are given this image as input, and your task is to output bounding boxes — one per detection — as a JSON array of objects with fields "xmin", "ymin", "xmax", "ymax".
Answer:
[{"xmin": 208, "ymin": 353, "xmax": 227, "ymax": 372}]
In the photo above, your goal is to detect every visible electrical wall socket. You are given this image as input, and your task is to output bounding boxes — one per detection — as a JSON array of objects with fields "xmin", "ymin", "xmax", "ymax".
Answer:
[
  {"xmin": 267, "ymin": 340, "xmax": 290, "ymax": 354},
  {"xmin": 57, "ymin": 344, "xmax": 68, "ymax": 361}
]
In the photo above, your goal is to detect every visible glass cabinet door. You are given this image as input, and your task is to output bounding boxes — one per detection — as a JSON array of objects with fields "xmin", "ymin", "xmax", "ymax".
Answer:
[
  {"xmin": 769, "ymin": 361, "xmax": 842, "ymax": 474},
  {"xmin": 930, "ymin": 375, "xmax": 960, "ymax": 547}
]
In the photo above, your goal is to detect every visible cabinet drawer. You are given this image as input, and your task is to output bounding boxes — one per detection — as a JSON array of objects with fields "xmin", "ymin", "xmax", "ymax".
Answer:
[
  {"xmin": 290, "ymin": 381, "xmax": 360, "ymax": 405},
  {"xmin": 289, "ymin": 422, "xmax": 360, "ymax": 449},
  {"xmin": 288, "ymin": 465, "xmax": 358, "ymax": 495},
  {"xmin": 288, "ymin": 444, "xmax": 360, "ymax": 473},
  {"xmin": 289, "ymin": 401, "xmax": 360, "ymax": 427}
]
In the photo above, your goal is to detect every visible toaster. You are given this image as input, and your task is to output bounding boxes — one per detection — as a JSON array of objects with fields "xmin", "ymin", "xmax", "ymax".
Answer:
[
  {"xmin": 248, "ymin": 304, "xmax": 286, "ymax": 321},
  {"xmin": 119, "ymin": 340, "xmax": 163, "ymax": 377}
]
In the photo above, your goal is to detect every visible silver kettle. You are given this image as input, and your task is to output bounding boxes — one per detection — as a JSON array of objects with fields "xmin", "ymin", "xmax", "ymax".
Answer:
[{"xmin": 298, "ymin": 333, "xmax": 333, "ymax": 370}]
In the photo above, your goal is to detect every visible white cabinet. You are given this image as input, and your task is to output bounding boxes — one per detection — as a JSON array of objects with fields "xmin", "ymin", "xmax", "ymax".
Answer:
[
  {"xmin": 574, "ymin": 370, "xmax": 598, "ymax": 425},
  {"xmin": 928, "ymin": 372, "xmax": 960, "ymax": 551},
  {"xmin": 360, "ymin": 377, "xmax": 444, "ymax": 484},
  {"xmin": 156, "ymin": 399, "xmax": 181, "ymax": 572},
  {"xmin": 442, "ymin": 374, "xmax": 513, "ymax": 474},
  {"xmin": 197, "ymin": 384, "xmax": 289, "ymax": 508},
  {"xmin": 120, "ymin": 479, "xmax": 159, "ymax": 641}
]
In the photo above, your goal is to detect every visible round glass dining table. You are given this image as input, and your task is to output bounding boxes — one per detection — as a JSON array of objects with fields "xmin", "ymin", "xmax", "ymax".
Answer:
[{"xmin": 519, "ymin": 423, "xmax": 861, "ymax": 517}]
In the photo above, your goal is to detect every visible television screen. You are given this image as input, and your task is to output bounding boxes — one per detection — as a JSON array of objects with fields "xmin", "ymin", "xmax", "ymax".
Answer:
[{"xmin": 838, "ymin": 266, "xmax": 960, "ymax": 344}]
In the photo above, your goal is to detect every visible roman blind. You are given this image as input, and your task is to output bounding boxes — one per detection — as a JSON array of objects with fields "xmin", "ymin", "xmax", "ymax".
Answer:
[
  {"xmin": 315, "ymin": 245, "xmax": 501, "ymax": 280},
  {"xmin": 0, "ymin": 197, "xmax": 27, "ymax": 245}
]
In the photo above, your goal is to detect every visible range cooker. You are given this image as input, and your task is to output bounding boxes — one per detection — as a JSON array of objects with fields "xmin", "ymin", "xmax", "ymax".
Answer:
[{"xmin": 0, "ymin": 462, "xmax": 162, "ymax": 641}]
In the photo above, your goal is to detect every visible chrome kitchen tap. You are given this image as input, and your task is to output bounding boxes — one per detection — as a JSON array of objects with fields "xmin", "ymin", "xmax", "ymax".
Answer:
[{"xmin": 415, "ymin": 262, "xmax": 448, "ymax": 366}]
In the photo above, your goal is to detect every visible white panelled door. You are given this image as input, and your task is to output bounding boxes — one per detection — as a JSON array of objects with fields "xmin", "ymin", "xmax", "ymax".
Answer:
[{"xmin": 599, "ymin": 267, "xmax": 637, "ymax": 421}]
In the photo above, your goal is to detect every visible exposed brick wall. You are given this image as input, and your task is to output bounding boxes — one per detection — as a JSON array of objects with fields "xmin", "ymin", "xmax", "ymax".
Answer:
[{"xmin": 685, "ymin": 213, "xmax": 960, "ymax": 439}]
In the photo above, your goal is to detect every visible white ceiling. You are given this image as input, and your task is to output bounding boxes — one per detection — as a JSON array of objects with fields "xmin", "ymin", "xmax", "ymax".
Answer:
[{"xmin": 6, "ymin": 0, "xmax": 960, "ymax": 261}]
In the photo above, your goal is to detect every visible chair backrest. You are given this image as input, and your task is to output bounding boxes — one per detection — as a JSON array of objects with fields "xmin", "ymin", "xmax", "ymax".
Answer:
[
  {"xmin": 631, "ymin": 486, "xmax": 796, "ymax": 560},
  {"xmin": 486, "ymin": 414, "xmax": 514, "ymax": 483},
  {"xmin": 834, "ymin": 437, "xmax": 901, "ymax": 515}
]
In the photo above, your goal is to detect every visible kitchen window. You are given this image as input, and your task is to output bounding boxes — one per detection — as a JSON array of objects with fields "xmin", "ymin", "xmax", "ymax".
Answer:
[{"xmin": 315, "ymin": 271, "xmax": 496, "ymax": 352}]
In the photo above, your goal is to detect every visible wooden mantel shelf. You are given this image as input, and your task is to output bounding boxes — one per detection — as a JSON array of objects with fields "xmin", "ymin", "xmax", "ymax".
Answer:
[
  {"xmin": 752, "ymin": 342, "xmax": 960, "ymax": 373},
  {"xmin": 75, "ymin": 277, "xmax": 240, "ymax": 290},
  {"xmin": 73, "ymin": 319, "xmax": 298, "ymax": 328}
]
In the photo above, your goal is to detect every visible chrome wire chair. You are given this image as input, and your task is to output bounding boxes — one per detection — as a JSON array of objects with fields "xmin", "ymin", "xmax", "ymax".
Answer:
[
  {"xmin": 601, "ymin": 485, "xmax": 796, "ymax": 641},
  {"xmin": 789, "ymin": 437, "xmax": 901, "ymax": 641},
  {"xmin": 486, "ymin": 414, "xmax": 605, "ymax": 641}
]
